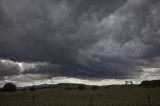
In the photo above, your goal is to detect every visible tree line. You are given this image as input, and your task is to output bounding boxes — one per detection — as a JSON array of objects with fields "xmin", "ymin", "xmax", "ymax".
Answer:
[
  {"xmin": 140, "ymin": 79, "xmax": 160, "ymax": 88},
  {"xmin": 0, "ymin": 79, "xmax": 160, "ymax": 92}
]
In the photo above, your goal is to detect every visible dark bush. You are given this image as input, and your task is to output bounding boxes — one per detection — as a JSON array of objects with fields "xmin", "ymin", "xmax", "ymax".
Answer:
[
  {"xmin": 30, "ymin": 87, "xmax": 36, "ymax": 91},
  {"xmin": 103, "ymin": 86, "xmax": 110, "ymax": 89},
  {"xmin": 77, "ymin": 84, "xmax": 87, "ymax": 90},
  {"xmin": 64, "ymin": 87, "xmax": 72, "ymax": 90},
  {"xmin": 2, "ymin": 83, "xmax": 17, "ymax": 92},
  {"xmin": 22, "ymin": 88, "xmax": 26, "ymax": 91},
  {"xmin": 122, "ymin": 85, "xmax": 125, "ymax": 87},
  {"xmin": 72, "ymin": 87, "xmax": 76, "ymax": 90},
  {"xmin": 91, "ymin": 86, "xmax": 99, "ymax": 90}
]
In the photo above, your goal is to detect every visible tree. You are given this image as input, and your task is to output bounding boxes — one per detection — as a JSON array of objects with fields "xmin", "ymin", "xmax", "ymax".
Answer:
[
  {"xmin": 141, "ymin": 80, "xmax": 160, "ymax": 88},
  {"xmin": 2, "ymin": 83, "xmax": 17, "ymax": 92},
  {"xmin": 125, "ymin": 81, "xmax": 134, "ymax": 86}
]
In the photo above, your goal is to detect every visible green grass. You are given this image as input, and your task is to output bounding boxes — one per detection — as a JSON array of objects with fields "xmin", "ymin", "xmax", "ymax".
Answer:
[{"xmin": 0, "ymin": 86, "xmax": 160, "ymax": 106}]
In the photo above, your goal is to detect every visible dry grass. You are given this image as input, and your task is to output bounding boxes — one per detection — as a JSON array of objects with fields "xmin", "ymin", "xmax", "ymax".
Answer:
[{"xmin": 0, "ymin": 86, "xmax": 160, "ymax": 106}]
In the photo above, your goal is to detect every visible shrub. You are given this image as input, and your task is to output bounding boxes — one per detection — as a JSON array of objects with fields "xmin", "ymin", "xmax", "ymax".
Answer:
[
  {"xmin": 72, "ymin": 87, "xmax": 76, "ymax": 90},
  {"xmin": 30, "ymin": 87, "xmax": 36, "ymax": 91},
  {"xmin": 22, "ymin": 88, "xmax": 26, "ymax": 91},
  {"xmin": 103, "ymin": 86, "xmax": 110, "ymax": 89},
  {"xmin": 91, "ymin": 86, "xmax": 99, "ymax": 90},
  {"xmin": 77, "ymin": 84, "xmax": 87, "ymax": 90},
  {"xmin": 64, "ymin": 87, "xmax": 72, "ymax": 90},
  {"xmin": 2, "ymin": 83, "xmax": 17, "ymax": 92},
  {"xmin": 122, "ymin": 85, "xmax": 126, "ymax": 87}
]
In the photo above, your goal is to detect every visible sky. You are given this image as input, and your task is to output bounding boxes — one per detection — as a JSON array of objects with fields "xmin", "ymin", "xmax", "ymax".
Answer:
[{"xmin": 0, "ymin": 0, "xmax": 160, "ymax": 87}]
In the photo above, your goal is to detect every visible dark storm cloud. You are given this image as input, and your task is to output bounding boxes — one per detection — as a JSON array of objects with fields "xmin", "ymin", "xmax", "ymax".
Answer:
[{"xmin": 0, "ymin": 0, "xmax": 160, "ymax": 80}]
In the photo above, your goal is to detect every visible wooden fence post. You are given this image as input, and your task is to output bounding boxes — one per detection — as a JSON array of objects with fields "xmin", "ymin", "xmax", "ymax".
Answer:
[
  {"xmin": 32, "ymin": 93, "xmax": 35, "ymax": 105},
  {"xmin": 147, "ymin": 92, "xmax": 151, "ymax": 106}
]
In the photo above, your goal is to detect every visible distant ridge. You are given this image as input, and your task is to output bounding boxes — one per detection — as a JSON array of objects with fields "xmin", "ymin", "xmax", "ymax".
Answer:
[
  {"xmin": 17, "ymin": 79, "xmax": 160, "ymax": 90},
  {"xmin": 18, "ymin": 83, "xmax": 82, "ymax": 90}
]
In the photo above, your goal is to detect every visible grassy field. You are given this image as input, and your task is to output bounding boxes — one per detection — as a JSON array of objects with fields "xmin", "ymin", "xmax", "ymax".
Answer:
[{"xmin": 0, "ymin": 86, "xmax": 160, "ymax": 106}]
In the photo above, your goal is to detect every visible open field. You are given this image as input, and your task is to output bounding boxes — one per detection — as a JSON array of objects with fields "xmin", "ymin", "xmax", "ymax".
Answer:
[{"xmin": 0, "ymin": 86, "xmax": 160, "ymax": 106}]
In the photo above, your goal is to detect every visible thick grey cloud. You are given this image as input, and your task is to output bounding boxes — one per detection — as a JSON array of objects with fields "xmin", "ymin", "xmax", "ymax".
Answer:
[
  {"xmin": 0, "ymin": 0, "xmax": 160, "ymax": 81},
  {"xmin": 0, "ymin": 60, "xmax": 19, "ymax": 79}
]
